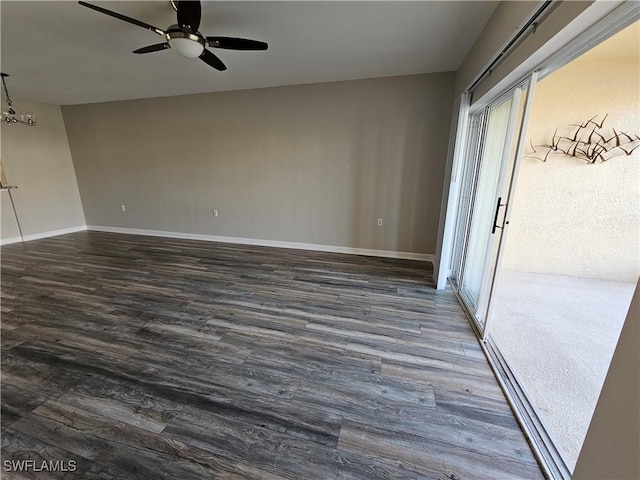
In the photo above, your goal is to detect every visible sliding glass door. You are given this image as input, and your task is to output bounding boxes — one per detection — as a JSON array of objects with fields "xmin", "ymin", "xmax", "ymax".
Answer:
[
  {"xmin": 452, "ymin": 83, "xmax": 529, "ymax": 333},
  {"xmin": 447, "ymin": 8, "xmax": 639, "ymax": 479}
]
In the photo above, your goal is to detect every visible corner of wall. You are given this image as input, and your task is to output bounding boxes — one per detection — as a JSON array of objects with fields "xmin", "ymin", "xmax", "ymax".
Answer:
[{"xmin": 1, "ymin": 99, "xmax": 86, "ymax": 242}]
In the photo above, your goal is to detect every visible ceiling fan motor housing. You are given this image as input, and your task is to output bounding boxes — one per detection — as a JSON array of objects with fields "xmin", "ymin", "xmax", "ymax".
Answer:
[{"xmin": 166, "ymin": 26, "xmax": 205, "ymax": 58}]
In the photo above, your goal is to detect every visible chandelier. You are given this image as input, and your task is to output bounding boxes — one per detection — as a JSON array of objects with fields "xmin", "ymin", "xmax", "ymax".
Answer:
[{"xmin": 1, "ymin": 73, "xmax": 36, "ymax": 126}]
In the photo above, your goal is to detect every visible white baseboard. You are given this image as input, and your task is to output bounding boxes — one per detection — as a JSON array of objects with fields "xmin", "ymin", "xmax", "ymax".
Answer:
[
  {"xmin": 87, "ymin": 225, "xmax": 434, "ymax": 263},
  {"xmin": 1, "ymin": 225, "xmax": 87, "ymax": 246},
  {"xmin": 1, "ymin": 235, "xmax": 23, "ymax": 246}
]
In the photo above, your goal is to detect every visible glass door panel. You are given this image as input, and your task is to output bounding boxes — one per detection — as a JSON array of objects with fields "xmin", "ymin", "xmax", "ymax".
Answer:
[
  {"xmin": 455, "ymin": 85, "xmax": 527, "ymax": 332},
  {"xmin": 459, "ymin": 97, "xmax": 513, "ymax": 310}
]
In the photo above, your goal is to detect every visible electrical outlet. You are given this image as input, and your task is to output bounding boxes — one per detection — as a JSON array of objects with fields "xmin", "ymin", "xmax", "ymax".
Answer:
[
  {"xmin": 213, "ymin": 209, "xmax": 219, "ymax": 217},
  {"xmin": 377, "ymin": 218, "xmax": 383, "ymax": 227},
  {"xmin": 121, "ymin": 205, "xmax": 126, "ymax": 212}
]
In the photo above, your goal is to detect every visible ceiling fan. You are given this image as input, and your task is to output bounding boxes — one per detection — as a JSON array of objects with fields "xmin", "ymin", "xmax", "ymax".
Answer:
[{"xmin": 78, "ymin": 1, "xmax": 268, "ymax": 71}]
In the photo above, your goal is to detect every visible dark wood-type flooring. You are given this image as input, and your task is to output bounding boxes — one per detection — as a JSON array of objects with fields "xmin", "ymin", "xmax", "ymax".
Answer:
[{"xmin": 1, "ymin": 232, "xmax": 543, "ymax": 479}]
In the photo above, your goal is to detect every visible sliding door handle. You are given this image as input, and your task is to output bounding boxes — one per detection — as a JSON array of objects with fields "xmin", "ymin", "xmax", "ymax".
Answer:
[{"xmin": 491, "ymin": 196, "xmax": 506, "ymax": 234}]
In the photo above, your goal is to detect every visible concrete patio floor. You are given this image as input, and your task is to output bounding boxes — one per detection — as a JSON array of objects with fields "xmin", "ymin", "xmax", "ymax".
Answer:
[{"xmin": 488, "ymin": 269, "xmax": 636, "ymax": 470}]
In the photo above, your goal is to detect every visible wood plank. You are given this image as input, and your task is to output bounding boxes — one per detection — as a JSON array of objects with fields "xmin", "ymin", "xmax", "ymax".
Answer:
[
  {"xmin": 11, "ymin": 400, "xmax": 238, "ymax": 480},
  {"xmin": 1, "ymin": 383, "xmax": 48, "ymax": 432},
  {"xmin": 165, "ymin": 404, "xmax": 426, "ymax": 480},
  {"xmin": 230, "ymin": 463, "xmax": 292, "ymax": 480},
  {"xmin": 1, "ymin": 427, "xmax": 138, "ymax": 480},
  {"xmin": 338, "ymin": 419, "xmax": 544, "ymax": 480}
]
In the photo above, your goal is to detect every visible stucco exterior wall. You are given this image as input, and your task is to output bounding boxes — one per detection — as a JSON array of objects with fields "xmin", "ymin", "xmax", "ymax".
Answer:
[{"xmin": 502, "ymin": 54, "xmax": 639, "ymax": 282}]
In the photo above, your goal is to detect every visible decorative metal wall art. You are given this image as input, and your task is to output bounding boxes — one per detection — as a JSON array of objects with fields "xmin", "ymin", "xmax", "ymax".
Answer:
[{"xmin": 526, "ymin": 115, "xmax": 639, "ymax": 164}]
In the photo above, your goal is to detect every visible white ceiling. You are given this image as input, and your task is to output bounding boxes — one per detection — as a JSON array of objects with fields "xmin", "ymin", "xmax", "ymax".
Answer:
[{"xmin": 0, "ymin": 1, "xmax": 498, "ymax": 105}]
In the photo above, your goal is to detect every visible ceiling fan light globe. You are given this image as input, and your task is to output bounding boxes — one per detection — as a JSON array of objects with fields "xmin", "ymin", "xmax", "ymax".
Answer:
[{"xmin": 169, "ymin": 37, "xmax": 204, "ymax": 58}]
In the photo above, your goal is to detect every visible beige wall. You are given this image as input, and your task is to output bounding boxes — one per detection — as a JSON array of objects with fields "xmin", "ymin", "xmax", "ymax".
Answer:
[
  {"xmin": 573, "ymin": 280, "xmax": 640, "ymax": 479},
  {"xmin": 502, "ymin": 55, "xmax": 640, "ymax": 281},
  {"xmin": 62, "ymin": 73, "xmax": 454, "ymax": 254},
  {"xmin": 1, "ymin": 190, "xmax": 21, "ymax": 240},
  {"xmin": 1, "ymin": 99, "xmax": 85, "ymax": 242}
]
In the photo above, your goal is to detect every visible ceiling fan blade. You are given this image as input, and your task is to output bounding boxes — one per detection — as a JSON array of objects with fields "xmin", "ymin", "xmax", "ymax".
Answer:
[
  {"xmin": 206, "ymin": 37, "xmax": 268, "ymax": 51},
  {"xmin": 133, "ymin": 43, "xmax": 171, "ymax": 54},
  {"xmin": 177, "ymin": 1, "xmax": 201, "ymax": 32},
  {"xmin": 78, "ymin": 1, "xmax": 165, "ymax": 35},
  {"xmin": 199, "ymin": 49, "xmax": 227, "ymax": 71}
]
